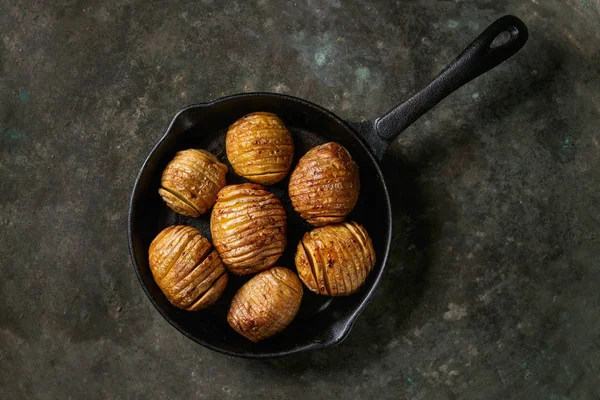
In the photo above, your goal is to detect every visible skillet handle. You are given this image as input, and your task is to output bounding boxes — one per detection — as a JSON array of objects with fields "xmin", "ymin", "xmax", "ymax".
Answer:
[{"xmin": 374, "ymin": 15, "xmax": 528, "ymax": 142}]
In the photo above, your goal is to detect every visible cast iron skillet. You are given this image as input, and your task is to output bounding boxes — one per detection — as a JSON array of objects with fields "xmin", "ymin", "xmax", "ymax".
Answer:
[{"xmin": 128, "ymin": 15, "xmax": 528, "ymax": 358}]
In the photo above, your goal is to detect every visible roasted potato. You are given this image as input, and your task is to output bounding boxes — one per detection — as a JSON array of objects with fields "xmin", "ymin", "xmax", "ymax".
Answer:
[
  {"xmin": 228, "ymin": 267, "xmax": 303, "ymax": 342},
  {"xmin": 288, "ymin": 142, "xmax": 359, "ymax": 226},
  {"xmin": 210, "ymin": 183, "xmax": 286, "ymax": 275},
  {"xmin": 226, "ymin": 112, "xmax": 294, "ymax": 185},
  {"xmin": 159, "ymin": 149, "xmax": 228, "ymax": 217},
  {"xmin": 148, "ymin": 225, "xmax": 228, "ymax": 310},
  {"xmin": 295, "ymin": 221, "xmax": 375, "ymax": 296}
]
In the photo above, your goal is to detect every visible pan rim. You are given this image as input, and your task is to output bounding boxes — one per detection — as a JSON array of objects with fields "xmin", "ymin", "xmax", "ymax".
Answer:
[{"xmin": 127, "ymin": 92, "xmax": 393, "ymax": 358}]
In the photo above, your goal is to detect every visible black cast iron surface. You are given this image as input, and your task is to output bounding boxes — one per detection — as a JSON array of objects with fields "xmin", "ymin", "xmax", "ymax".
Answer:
[
  {"xmin": 128, "ymin": 16, "xmax": 526, "ymax": 358},
  {"xmin": 2, "ymin": 0, "xmax": 600, "ymax": 398},
  {"xmin": 128, "ymin": 94, "xmax": 393, "ymax": 358}
]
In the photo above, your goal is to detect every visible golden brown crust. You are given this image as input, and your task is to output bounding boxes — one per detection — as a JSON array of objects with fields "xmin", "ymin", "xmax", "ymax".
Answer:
[
  {"xmin": 148, "ymin": 225, "xmax": 228, "ymax": 310},
  {"xmin": 294, "ymin": 221, "xmax": 375, "ymax": 296},
  {"xmin": 210, "ymin": 183, "xmax": 287, "ymax": 275},
  {"xmin": 288, "ymin": 142, "xmax": 359, "ymax": 226},
  {"xmin": 226, "ymin": 112, "xmax": 294, "ymax": 185},
  {"xmin": 189, "ymin": 273, "xmax": 228, "ymax": 311},
  {"xmin": 227, "ymin": 267, "xmax": 303, "ymax": 342},
  {"xmin": 158, "ymin": 188, "xmax": 201, "ymax": 217},
  {"xmin": 159, "ymin": 149, "xmax": 228, "ymax": 216}
]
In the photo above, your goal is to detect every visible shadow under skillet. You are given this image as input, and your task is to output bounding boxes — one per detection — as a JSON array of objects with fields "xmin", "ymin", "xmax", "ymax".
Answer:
[
  {"xmin": 253, "ymin": 45, "xmax": 563, "ymax": 369},
  {"xmin": 248, "ymin": 142, "xmax": 437, "ymax": 370}
]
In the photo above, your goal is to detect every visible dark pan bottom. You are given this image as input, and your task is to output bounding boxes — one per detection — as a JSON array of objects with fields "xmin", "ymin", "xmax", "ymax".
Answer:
[{"xmin": 129, "ymin": 94, "xmax": 392, "ymax": 357}]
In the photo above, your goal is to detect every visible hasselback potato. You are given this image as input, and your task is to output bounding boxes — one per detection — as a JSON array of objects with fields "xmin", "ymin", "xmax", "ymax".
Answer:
[
  {"xmin": 228, "ymin": 267, "xmax": 303, "ymax": 342},
  {"xmin": 210, "ymin": 184, "xmax": 286, "ymax": 275},
  {"xmin": 159, "ymin": 149, "xmax": 228, "ymax": 217},
  {"xmin": 226, "ymin": 112, "xmax": 294, "ymax": 185},
  {"xmin": 295, "ymin": 221, "xmax": 375, "ymax": 296},
  {"xmin": 288, "ymin": 142, "xmax": 359, "ymax": 226},
  {"xmin": 148, "ymin": 225, "xmax": 228, "ymax": 310}
]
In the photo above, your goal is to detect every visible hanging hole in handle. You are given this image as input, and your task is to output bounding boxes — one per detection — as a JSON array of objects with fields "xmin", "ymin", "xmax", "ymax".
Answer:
[{"xmin": 490, "ymin": 30, "xmax": 514, "ymax": 48}]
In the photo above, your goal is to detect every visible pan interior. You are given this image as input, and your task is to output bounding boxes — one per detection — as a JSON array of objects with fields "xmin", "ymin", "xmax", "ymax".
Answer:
[{"xmin": 129, "ymin": 94, "xmax": 391, "ymax": 357}]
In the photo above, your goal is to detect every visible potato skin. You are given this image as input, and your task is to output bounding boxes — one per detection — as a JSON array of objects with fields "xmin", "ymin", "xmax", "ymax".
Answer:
[
  {"xmin": 226, "ymin": 112, "xmax": 294, "ymax": 185},
  {"xmin": 228, "ymin": 267, "xmax": 303, "ymax": 342},
  {"xmin": 295, "ymin": 221, "xmax": 375, "ymax": 296},
  {"xmin": 288, "ymin": 142, "xmax": 359, "ymax": 226},
  {"xmin": 210, "ymin": 184, "xmax": 286, "ymax": 275},
  {"xmin": 148, "ymin": 225, "xmax": 228, "ymax": 310},
  {"xmin": 159, "ymin": 149, "xmax": 228, "ymax": 217}
]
